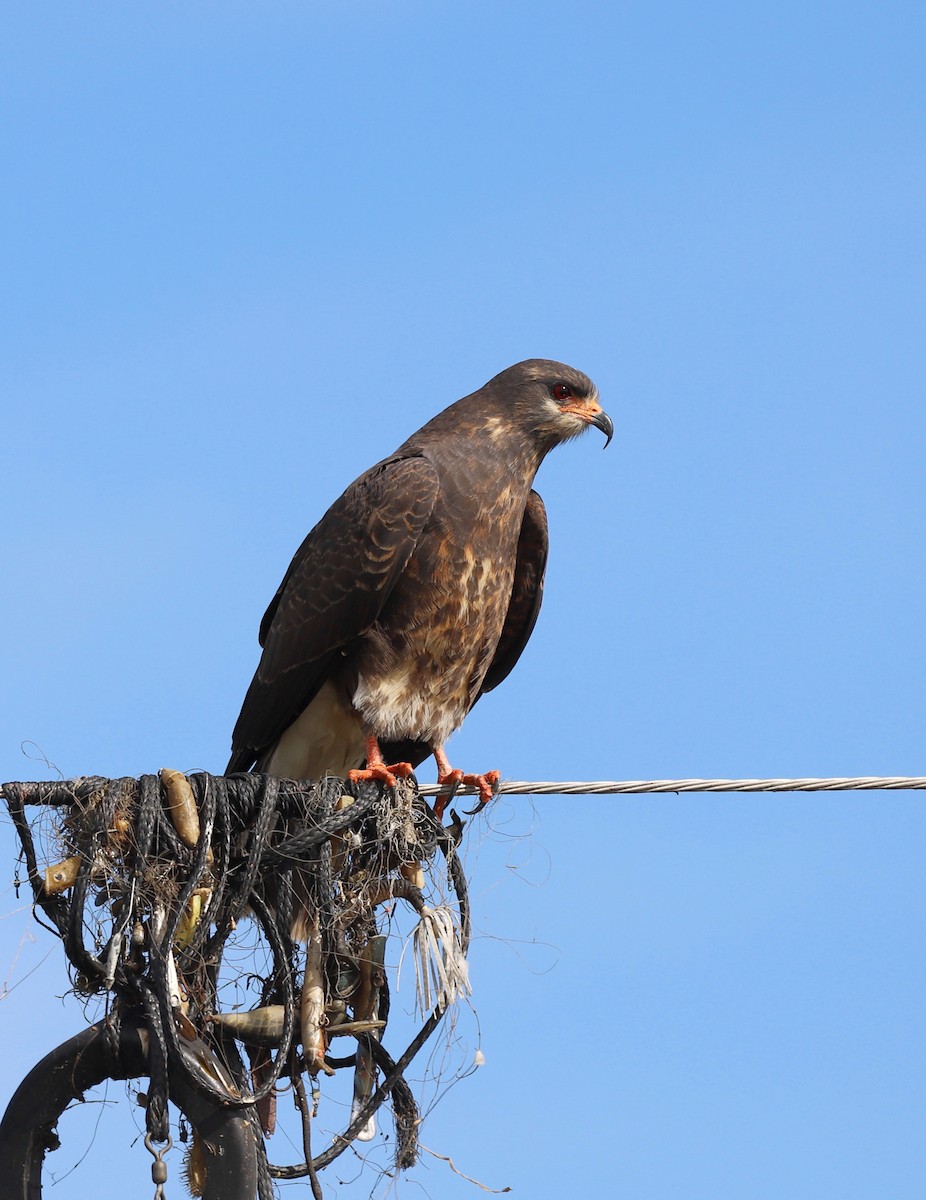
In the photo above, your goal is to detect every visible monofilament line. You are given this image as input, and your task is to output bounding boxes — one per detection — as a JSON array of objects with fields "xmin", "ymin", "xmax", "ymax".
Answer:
[{"xmin": 417, "ymin": 776, "xmax": 926, "ymax": 797}]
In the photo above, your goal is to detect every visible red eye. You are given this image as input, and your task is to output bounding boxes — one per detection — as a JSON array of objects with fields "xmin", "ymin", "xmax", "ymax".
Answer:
[{"xmin": 552, "ymin": 383, "xmax": 572, "ymax": 401}]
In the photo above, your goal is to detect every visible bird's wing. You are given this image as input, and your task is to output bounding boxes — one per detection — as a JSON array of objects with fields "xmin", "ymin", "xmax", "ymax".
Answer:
[
  {"xmin": 227, "ymin": 455, "xmax": 440, "ymax": 771},
  {"xmin": 480, "ymin": 489, "xmax": 549, "ymax": 694}
]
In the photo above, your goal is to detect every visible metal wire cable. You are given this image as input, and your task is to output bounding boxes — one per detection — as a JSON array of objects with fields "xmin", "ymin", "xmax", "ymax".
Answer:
[{"xmin": 416, "ymin": 775, "xmax": 926, "ymax": 796}]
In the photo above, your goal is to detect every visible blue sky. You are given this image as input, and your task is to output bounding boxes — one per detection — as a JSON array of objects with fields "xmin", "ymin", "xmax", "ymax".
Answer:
[{"xmin": 2, "ymin": 2, "xmax": 925, "ymax": 1196}]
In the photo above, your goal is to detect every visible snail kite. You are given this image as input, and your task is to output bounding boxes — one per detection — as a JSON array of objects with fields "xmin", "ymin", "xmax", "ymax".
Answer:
[{"xmin": 226, "ymin": 359, "xmax": 612, "ymax": 812}]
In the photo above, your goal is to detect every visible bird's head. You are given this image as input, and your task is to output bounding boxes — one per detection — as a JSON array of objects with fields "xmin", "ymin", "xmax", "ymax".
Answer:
[{"xmin": 490, "ymin": 359, "xmax": 613, "ymax": 453}]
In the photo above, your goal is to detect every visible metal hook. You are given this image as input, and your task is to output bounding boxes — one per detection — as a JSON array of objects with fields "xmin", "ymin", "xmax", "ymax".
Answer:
[{"xmin": 144, "ymin": 1131, "xmax": 172, "ymax": 1199}]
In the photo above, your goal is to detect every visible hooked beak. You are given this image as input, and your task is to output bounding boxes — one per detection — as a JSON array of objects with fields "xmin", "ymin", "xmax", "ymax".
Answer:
[{"xmin": 589, "ymin": 408, "xmax": 614, "ymax": 448}]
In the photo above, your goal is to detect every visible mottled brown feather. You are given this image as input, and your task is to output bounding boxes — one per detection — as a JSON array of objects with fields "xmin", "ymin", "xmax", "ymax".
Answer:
[{"xmin": 377, "ymin": 490, "xmax": 548, "ymax": 767}]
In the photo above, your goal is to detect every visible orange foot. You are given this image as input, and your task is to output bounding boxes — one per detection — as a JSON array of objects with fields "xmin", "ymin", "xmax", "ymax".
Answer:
[
  {"xmin": 433, "ymin": 766, "xmax": 501, "ymax": 820},
  {"xmin": 348, "ymin": 761, "xmax": 414, "ymax": 789},
  {"xmin": 349, "ymin": 734, "xmax": 414, "ymax": 790}
]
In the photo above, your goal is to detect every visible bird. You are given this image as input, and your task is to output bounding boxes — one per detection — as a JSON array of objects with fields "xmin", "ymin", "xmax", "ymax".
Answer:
[{"xmin": 226, "ymin": 358, "xmax": 612, "ymax": 815}]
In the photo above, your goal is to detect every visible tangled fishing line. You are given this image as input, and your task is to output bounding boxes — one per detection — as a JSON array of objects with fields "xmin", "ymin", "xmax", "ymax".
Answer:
[{"xmin": 2, "ymin": 771, "xmax": 471, "ymax": 1192}]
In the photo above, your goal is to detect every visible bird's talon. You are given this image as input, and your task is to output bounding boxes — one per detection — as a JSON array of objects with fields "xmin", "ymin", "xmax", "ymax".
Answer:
[
  {"xmin": 461, "ymin": 770, "xmax": 500, "ymax": 815},
  {"xmin": 433, "ymin": 769, "xmax": 465, "ymax": 820}
]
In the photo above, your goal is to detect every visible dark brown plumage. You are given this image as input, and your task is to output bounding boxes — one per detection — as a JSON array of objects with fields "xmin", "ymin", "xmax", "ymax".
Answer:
[{"xmin": 227, "ymin": 359, "xmax": 611, "ymax": 804}]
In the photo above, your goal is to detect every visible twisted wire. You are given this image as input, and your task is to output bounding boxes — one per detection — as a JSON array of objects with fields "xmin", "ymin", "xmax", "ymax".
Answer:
[
  {"xmin": 417, "ymin": 775, "xmax": 926, "ymax": 796},
  {"xmin": 11, "ymin": 774, "xmax": 925, "ymax": 810}
]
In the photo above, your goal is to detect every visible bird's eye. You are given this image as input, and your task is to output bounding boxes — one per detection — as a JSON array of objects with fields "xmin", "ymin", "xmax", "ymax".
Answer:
[{"xmin": 552, "ymin": 383, "xmax": 572, "ymax": 401}]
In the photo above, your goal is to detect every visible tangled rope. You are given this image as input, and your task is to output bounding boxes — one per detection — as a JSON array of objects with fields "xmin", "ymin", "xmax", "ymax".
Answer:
[{"xmin": 2, "ymin": 772, "xmax": 471, "ymax": 1182}]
